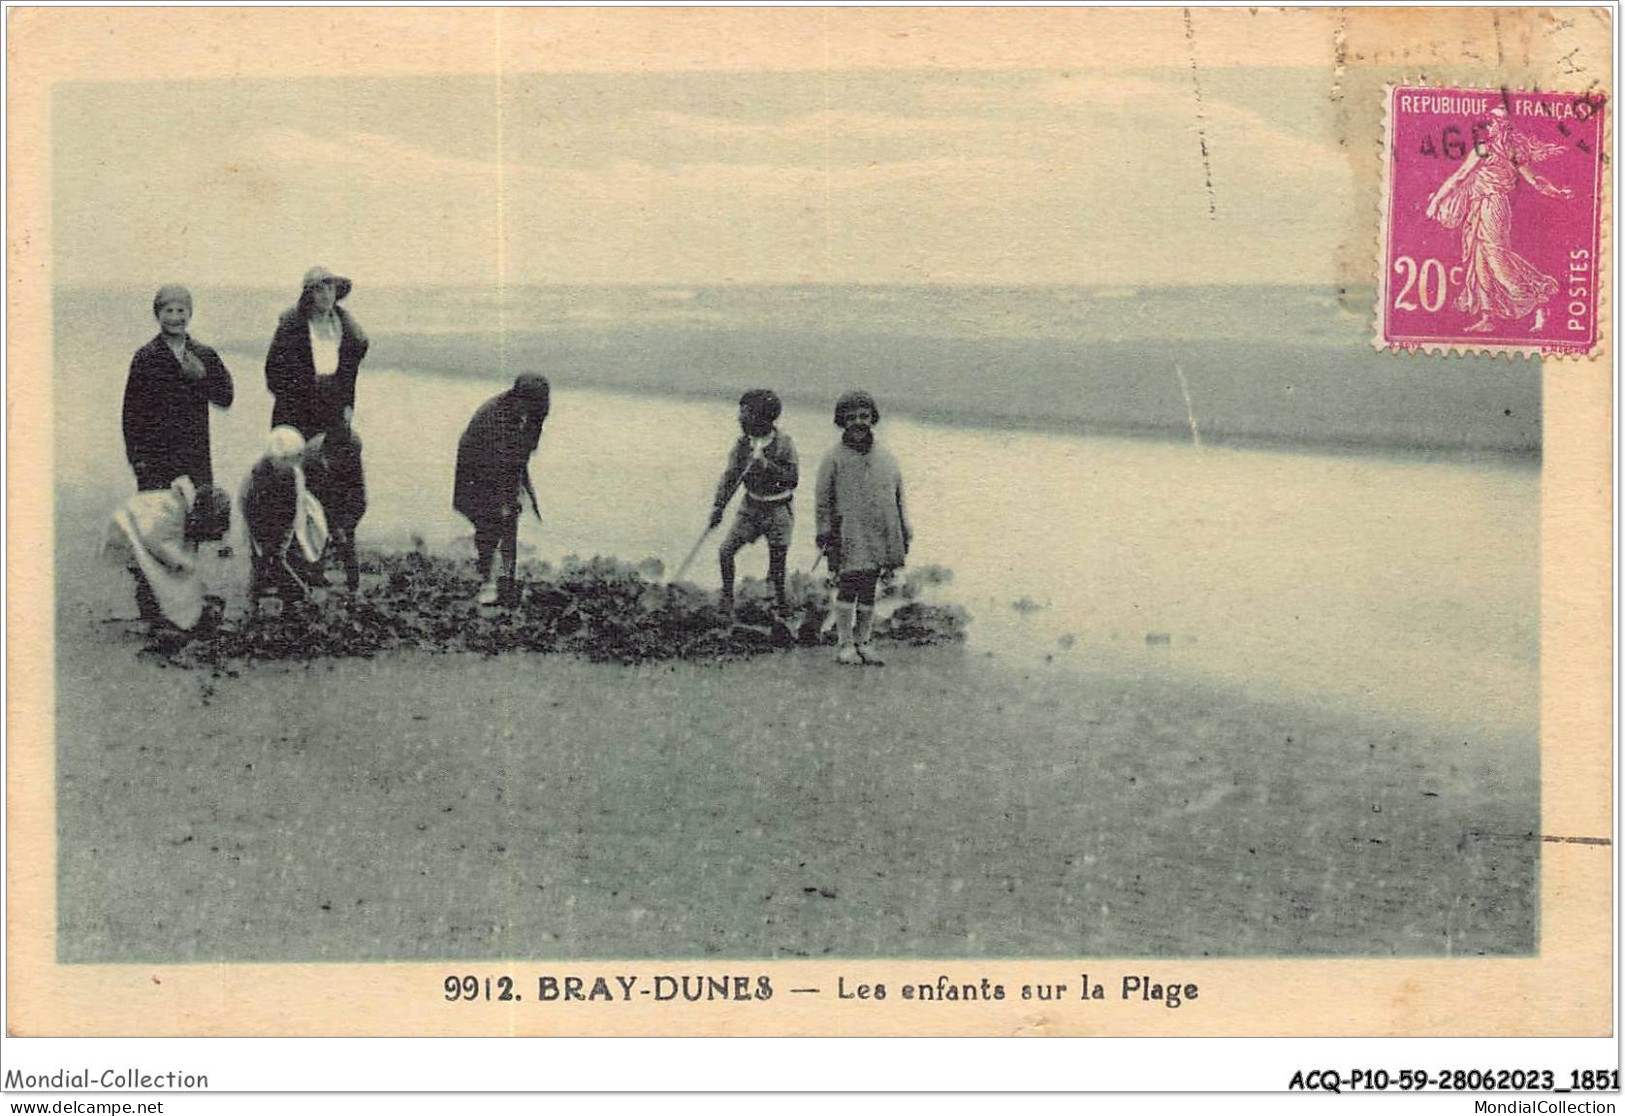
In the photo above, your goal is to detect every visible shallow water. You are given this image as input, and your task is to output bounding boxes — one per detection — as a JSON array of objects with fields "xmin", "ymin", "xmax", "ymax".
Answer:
[{"xmin": 59, "ymin": 350, "xmax": 1537, "ymax": 735}]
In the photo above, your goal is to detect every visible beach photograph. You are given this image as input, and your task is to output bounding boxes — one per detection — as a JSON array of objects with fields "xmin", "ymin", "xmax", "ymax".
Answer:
[
  {"xmin": 7, "ymin": 9, "xmax": 1610, "ymax": 1057},
  {"xmin": 45, "ymin": 49, "xmax": 1547, "ymax": 968}
]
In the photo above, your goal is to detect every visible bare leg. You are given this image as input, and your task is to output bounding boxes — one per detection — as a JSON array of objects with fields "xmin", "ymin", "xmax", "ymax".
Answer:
[
  {"xmin": 336, "ymin": 529, "xmax": 361, "ymax": 591},
  {"xmin": 131, "ymin": 568, "xmax": 161, "ymax": 625},
  {"xmin": 717, "ymin": 535, "xmax": 741, "ymax": 614},
  {"xmin": 854, "ymin": 604, "xmax": 883, "ymax": 665},
  {"xmin": 496, "ymin": 515, "xmax": 520, "ymax": 605},
  {"xmin": 851, "ymin": 570, "xmax": 883, "ymax": 665},
  {"xmin": 474, "ymin": 521, "xmax": 500, "ymax": 604},
  {"xmin": 834, "ymin": 600, "xmax": 859, "ymax": 664},
  {"xmin": 767, "ymin": 544, "xmax": 789, "ymax": 611},
  {"xmin": 834, "ymin": 570, "xmax": 879, "ymax": 664}
]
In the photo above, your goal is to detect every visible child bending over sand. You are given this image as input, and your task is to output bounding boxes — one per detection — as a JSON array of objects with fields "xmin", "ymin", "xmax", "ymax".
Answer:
[
  {"xmin": 815, "ymin": 390, "xmax": 910, "ymax": 665},
  {"xmin": 241, "ymin": 426, "xmax": 331, "ymax": 604},
  {"xmin": 105, "ymin": 475, "xmax": 232, "ymax": 638},
  {"xmin": 454, "ymin": 373, "xmax": 550, "ymax": 606},
  {"xmin": 709, "ymin": 389, "xmax": 798, "ymax": 615}
]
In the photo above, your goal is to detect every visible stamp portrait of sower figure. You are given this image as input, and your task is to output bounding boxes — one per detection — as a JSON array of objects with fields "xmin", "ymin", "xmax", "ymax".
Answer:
[{"xmin": 1424, "ymin": 106, "xmax": 1575, "ymax": 335}]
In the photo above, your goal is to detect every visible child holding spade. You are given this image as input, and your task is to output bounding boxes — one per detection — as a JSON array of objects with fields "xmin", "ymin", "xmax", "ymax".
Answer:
[
  {"xmin": 709, "ymin": 389, "xmax": 799, "ymax": 616},
  {"xmin": 453, "ymin": 374, "xmax": 551, "ymax": 606}
]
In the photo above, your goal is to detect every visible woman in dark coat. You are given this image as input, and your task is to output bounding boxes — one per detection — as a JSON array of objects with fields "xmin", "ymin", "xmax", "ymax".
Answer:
[
  {"xmin": 121, "ymin": 284, "xmax": 235, "ymax": 491},
  {"xmin": 264, "ymin": 266, "xmax": 369, "ymax": 587},
  {"xmin": 264, "ymin": 266, "xmax": 369, "ymax": 438},
  {"xmin": 454, "ymin": 374, "xmax": 550, "ymax": 606}
]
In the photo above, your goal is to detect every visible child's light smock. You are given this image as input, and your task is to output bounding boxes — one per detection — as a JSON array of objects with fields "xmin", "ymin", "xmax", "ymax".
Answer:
[
  {"xmin": 815, "ymin": 442, "xmax": 910, "ymax": 573},
  {"xmin": 104, "ymin": 477, "xmax": 206, "ymax": 629}
]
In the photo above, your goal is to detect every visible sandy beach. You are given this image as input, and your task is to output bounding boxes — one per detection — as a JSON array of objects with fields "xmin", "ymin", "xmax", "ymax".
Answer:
[
  {"xmin": 57, "ymin": 518, "xmax": 1537, "ymax": 962},
  {"xmin": 50, "ymin": 297, "xmax": 1540, "ymax": 963},
  {"xmin": 56, "ymin": 603, "xmax": 1537, "ymax": 963}
]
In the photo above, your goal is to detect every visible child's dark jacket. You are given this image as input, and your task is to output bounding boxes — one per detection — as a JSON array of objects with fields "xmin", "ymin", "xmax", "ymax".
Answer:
[
  {"xmin": 454, "ymin": 390, "xmax": 543, "ymax": 527},
  {"xmin": 712, "ymin": 429, "xmax": 798, "ymax": 511}
]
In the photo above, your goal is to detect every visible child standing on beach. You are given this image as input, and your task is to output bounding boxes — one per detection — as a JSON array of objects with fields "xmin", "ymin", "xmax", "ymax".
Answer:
[
  {"xmin": 105, "ymin": 475, "xmax": 233, "ymax": 638},
  {"xmin": 709, "ymin": 389, "xmax": 798, "ymax": 615},
  {"xmin": 815, "ymin": 390, "xmax": 910, "ymax": 665},
  {"xmin": 454, "ymin": 373, "xmax": 550, "ymax": 606}
]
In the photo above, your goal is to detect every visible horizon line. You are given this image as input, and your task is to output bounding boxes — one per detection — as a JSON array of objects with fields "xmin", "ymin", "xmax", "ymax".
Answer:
[{"xmin": 55, "ymin": 279, "xmax": 1377, "ymax": 293}]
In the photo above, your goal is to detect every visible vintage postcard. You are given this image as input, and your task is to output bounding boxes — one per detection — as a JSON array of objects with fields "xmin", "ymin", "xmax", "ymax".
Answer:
[{"xmin": 3, "ymin": 4, "xmax": 1614, "ymax": 1083}]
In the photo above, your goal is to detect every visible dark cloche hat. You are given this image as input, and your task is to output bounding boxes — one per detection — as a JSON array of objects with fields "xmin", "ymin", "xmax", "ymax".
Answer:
[
  {"xmin": 739, "ymin": 388, "xmax": 782, "ymax": 423},
  {"xmin": 510, "ymin": 373, "xmax": 551, "ymax": 416},
  {"xmin": 833, "ymin": 389, "xmax": 879, "ymax": 426}
]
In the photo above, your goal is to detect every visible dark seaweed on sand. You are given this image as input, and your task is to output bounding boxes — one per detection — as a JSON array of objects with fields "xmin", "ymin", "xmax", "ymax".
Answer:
[{"xmin": 164, "ymin": 553, "xmax": 968, "ymax": 668}]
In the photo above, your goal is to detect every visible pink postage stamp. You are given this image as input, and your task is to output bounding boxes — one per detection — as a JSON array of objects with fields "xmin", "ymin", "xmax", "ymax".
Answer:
[{"xmin": 1377, "ymin": 85, "xmax": 1606, "ymax": 356}]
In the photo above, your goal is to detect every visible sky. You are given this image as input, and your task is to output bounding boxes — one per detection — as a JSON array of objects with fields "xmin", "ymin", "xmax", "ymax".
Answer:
[{"xmin": 53, "ymin": 56, "xmax": 1358, "ymax": 289}]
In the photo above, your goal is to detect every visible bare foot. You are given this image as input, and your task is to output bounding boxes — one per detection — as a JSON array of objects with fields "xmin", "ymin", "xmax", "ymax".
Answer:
[
  {"xmin": 1530, "ymin": 309, "xmax": 1546, "ymax": 333},
  {"xmin": 1463, "ymin": 315, "xmax": 1494, "ymax": 333}
]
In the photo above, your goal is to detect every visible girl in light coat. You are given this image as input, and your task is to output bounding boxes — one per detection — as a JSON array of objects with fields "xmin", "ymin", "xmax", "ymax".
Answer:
[{"xmin": 815, "ymin": 390, "xmax": 910, "ymax": 665}]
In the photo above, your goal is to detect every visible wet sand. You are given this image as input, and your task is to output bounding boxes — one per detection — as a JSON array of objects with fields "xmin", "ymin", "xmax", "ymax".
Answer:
[{"xmin": 56, "ymin": 548, "xmax": 1536, "ymax": 962}]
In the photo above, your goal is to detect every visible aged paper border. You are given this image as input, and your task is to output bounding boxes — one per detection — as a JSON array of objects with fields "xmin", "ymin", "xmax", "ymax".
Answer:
[{"xmin": 5, "ymin": 7, "xmax": 1613, "ymax": 1042}]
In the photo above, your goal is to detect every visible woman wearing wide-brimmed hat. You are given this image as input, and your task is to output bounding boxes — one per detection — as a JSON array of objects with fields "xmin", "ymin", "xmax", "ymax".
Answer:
[
  {"xmin": 263, "ymin": 266, "xmax": 369, "ymax": 587},
  {"xmin": 264, "ymin": 266, "xmax": 369, "ymax": 438}
]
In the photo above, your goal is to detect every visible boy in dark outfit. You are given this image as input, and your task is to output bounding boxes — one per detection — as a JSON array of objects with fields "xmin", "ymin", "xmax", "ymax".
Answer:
[
  {"xmin": 454, "ymin": 374, "xmax": 550, "ymax": 606},
  {"xmin": 709, "ymin": 389, "xmax": 798, "ymax": 615}
]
